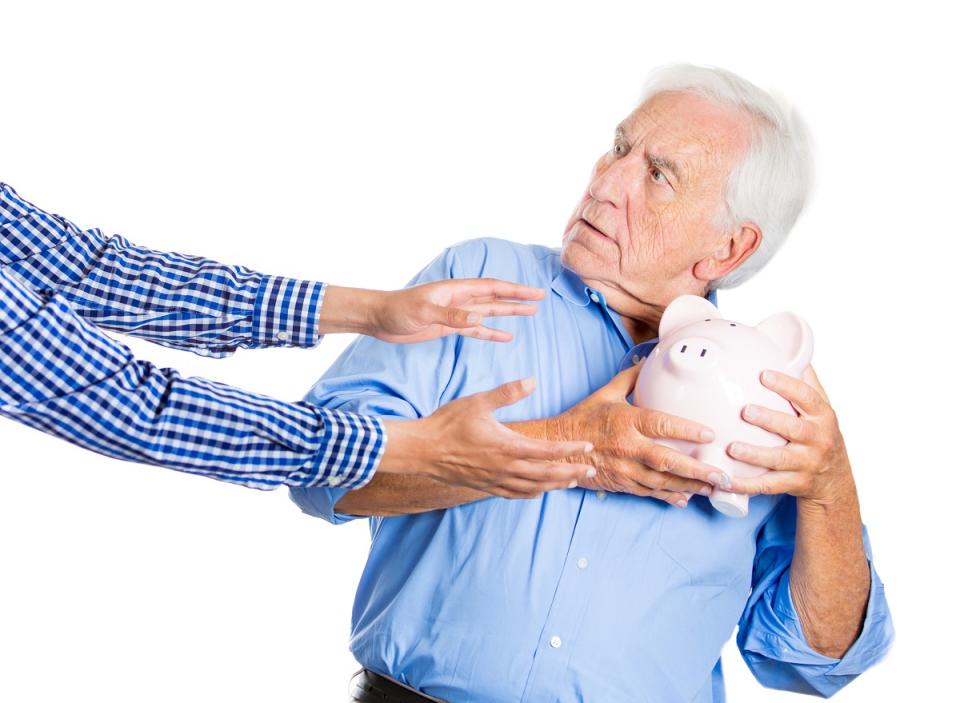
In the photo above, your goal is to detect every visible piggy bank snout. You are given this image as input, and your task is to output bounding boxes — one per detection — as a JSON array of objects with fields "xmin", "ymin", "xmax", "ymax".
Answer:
[{"xmin": 665, "ymin": 336, "xmax": 720, "ymax": 373}]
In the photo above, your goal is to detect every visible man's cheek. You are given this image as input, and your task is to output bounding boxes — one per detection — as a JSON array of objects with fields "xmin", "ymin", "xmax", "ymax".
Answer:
[{"xmin": 624, "ymin": 214, "xmax": 667, "ymax": 267}]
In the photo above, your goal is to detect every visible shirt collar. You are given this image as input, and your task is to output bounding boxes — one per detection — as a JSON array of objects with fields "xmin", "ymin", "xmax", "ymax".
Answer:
[
  {"xmin": 551, "ymin": 265, "xmax": 720, "ymax": 311},
  {"xmin": 550, "ymin": 266, "xmax": 592, "ymax": 307}
]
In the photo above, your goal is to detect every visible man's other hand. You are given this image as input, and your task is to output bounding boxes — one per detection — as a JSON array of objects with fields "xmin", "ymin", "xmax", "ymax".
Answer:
[
  {"xmin": 546, "ymin": 362, "xmax": 724, "ymax": 507},
  {"xmin": 724, "ymin": 365, "xmax": 855, "ymax": 505}
]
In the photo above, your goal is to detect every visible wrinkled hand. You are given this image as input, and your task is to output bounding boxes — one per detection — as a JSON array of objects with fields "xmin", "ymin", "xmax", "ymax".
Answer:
[
  {"xmin": 371, "ymin": 279, "xmax": 545, "ymax": 344},
  {"xmin": 725, "ymin": 365, "xmax": 854, "ymax": 504},
  {"xmin": 383, "ymin": 378, "xmax": 597, "ymax": 499},
  {"xmin": 553, "ymin": 362, "xmax": 721, "ymax": 507}
]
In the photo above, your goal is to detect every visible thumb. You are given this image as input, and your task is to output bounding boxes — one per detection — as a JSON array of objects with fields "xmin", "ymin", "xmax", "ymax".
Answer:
[
  {"xmin": 472, "ymin": 377, "xmax": 537, "ymax": 412},
  {"xmin": 599, "ymin": 360, "xmax": 644, "ymax": 400},
  {"xmin": 430, "ymin": 303, "xmax": 481, "ymax": 329}
]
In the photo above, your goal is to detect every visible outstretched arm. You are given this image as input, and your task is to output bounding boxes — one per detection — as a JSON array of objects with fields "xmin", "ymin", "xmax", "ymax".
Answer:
[
  {"xmin": 2, "ymin": 183, "xmax": 549, "ymax": 357},
  {"xmin": 1, "ymin": 269, "xmax": 594, "ymax": 496},
  {"xmin": 337, "ymin": 364, "xmax": 725, "ymax": 516}
]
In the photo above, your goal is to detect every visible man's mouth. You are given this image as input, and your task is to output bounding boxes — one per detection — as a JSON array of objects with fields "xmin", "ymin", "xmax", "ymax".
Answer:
[{"xmin": 579, "ymin": 217, "xmax": 609, "ymax": 240}]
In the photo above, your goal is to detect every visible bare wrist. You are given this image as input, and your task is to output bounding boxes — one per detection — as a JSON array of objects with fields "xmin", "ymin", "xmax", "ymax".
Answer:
[
  {"xmin": 378, "ymin": 419, "xmax": 425, "ymax": 475},
  {"xmin": 318, "ymin": 285, "xmax": 382, "ymax": 336},
  {"xmin": 798, "ymin": 469, "xmax": 858, "ymax": 516}
]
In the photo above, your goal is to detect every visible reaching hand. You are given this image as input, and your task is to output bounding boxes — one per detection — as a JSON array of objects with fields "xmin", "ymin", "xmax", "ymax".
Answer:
[
  {"xmin": 380, "ymin": 378, "xmax": 597, "ymax": 499},
  {"xmin": 369, "ymin": 279, "xmax": 545, "ymax": 344}
]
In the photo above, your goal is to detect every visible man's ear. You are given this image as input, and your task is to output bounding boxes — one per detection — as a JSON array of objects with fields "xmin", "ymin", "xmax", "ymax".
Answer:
[{"xmin": 693, "ymin": 223, "xmax": 762, "ymax": 284}]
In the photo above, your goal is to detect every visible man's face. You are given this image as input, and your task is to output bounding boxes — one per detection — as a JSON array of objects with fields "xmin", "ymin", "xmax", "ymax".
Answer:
[{"xmin": 561, "ymin": 91, "xmax": 753, "ymax": 311}]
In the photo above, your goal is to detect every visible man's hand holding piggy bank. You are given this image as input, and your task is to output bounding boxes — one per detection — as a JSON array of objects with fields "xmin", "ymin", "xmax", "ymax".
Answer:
[
  {"xmin": 633, "ymin": 294, "xmax": 853, "ymax": 516},
  {"xmin": 548, "ymin": 294, "xmax": 853, "ymax": 514}
]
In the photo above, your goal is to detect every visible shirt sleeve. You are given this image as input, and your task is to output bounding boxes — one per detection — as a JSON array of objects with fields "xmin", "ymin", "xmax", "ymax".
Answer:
[
  {"xmin": 736, "ymin": 496, "xmax": 895, "ymax": 697},
  {"xmin": 0, "ymin": 267, "xmax": 383, "ymax": 490},
  {"xmin": 289, "ymin": 245, "xmax": 465, "ymax": 523},
  {"xmin": 0, "ymin": 183, "xmax": 325, "ymax": 357}
]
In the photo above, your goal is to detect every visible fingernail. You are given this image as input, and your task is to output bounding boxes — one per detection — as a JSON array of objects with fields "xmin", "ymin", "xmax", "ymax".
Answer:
[
  {"xmin": 676, "ymin": 499, "xmax": 688, "ymax": 508},
  {"xmin": 466, "ymin": 312, "xmax": 481, "ymax": 325},
  {"xmin": 743, "ymin": 405, "xmax": 758, "ymax": 420},
  {"xmin": 698, "ymin": 486, "xmax": 713, "ymax": 496},
  {"xmin": 761, "ymin": 371, "xmax": 775, "ymax": 384},
  {"xmin": 709, "ymin": 472, "xmax": 730, "ymax": 487},
  {"xmin": 520, "ymin": 377, "xmax": 535, "ymax": 392},
  {"xmin": 586, "ymin": 467, "xmax": 597, "ymax": 478},
  {"xmin": 729, "ymin": 442, "xmax": 744, "ymax": 456},
  {"xmin": 583, "ymin": 443, "xmax": 594, "ymax": 454},
  {"xmin": 568, "ymin": 480, "xmax": 579, "ymax": 489},
  {"xmin": 700, "ymin": 428, "xmax": 715, "ymax": 442}
]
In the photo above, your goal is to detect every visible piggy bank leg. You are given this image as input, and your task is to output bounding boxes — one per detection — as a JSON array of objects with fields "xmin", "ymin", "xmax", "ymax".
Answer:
[
  {"xmin": 692, "ymin": 444, "xmax": 750, "ymax": 518},
  {"xmin": 709, "ymin": 489, "xmax": 750, "ymax": 518}
]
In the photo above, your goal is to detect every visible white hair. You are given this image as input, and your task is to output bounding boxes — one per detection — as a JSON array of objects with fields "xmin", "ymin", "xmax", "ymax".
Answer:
[{"xmin": 640, "ymin": 64, "xmax": 813, "ymax": 290}]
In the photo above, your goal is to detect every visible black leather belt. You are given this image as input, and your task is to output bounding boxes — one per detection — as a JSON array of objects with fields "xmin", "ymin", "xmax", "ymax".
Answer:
[{"xmin": 348, "ymin": 669, "xmax": 447, "ymax": 703}]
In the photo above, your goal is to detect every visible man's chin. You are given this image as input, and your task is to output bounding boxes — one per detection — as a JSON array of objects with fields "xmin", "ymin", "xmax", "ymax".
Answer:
[{"xmin": 560, "ymin": 237, "xmax": 609, "ymax": 276}]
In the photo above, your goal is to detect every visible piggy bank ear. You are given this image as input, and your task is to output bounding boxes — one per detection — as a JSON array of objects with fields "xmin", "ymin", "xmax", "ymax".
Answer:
[
  {"xmin": 756, "ymin": 312, "xmax": 814, "ymax": 375},
  {"xmin": 659, "ymin": 294, "xmax": 720, "ymax": 339}
]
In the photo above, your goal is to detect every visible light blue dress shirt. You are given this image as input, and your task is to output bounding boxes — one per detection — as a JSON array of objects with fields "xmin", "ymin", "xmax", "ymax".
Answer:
[{"xmin": 291, "ymin": 238, "xmax": 894, "ymax": 702}]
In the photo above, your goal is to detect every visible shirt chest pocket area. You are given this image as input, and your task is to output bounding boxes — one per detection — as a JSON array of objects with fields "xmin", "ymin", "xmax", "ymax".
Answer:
[{"xmin": 656, "ymin": 499, "xmax": 757, "ymax": 588}]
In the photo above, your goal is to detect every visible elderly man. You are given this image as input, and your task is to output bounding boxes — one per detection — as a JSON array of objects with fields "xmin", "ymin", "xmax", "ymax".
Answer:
[{"xmin": 291, "ymin": 65, "xmax": 894, "ymax": 702}]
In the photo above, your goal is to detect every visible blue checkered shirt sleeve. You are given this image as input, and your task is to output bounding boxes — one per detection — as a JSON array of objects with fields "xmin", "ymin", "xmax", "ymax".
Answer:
[
  {"xmin": 0, "ymin": 265, "xmax": 384, "ymax": 489},
  {"xmin": 0, "ymin": 183, "xmax": 324, "ymax": 358}
]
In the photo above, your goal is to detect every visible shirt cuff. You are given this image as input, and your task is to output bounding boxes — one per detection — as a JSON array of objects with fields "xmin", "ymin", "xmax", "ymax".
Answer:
[
  {"xmin": 299, "ymin": 407, "xmax": 386, "ymax": 490},
  {"xmin": 251, "ymin": 276, "xmax": 326, "ymax": 348},
  {"xmin": 288, "ymin": 485, "xmax": 358, "ymax": 525},
  {"xmin": 750, "ymin": 553, "xmax": 894, "ymax": 676}
]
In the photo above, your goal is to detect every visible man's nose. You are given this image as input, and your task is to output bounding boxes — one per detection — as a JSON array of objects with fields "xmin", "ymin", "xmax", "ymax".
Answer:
[{"xmin": 589, "ymin": 154, "xmax": 639, "ymax": 209}]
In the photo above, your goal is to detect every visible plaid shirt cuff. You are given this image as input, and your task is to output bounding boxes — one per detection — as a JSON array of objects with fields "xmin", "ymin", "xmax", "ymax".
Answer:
[
  {"xmin": 251, "ymin": 276, "xmax": 325, "ymax": 348},
  {"xmin": 297, "ymin": 408, "xmax": 386, "ymax": 489}
]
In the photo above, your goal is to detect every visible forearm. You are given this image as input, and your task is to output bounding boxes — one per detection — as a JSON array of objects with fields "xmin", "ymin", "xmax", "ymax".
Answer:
[
  {"xmin": 335, "ymin": 473, "xmax": 488, "ymax": 516},
  {"xmin": 1, "ymin": 183, "xmax": 324, "ymax": 356},
  {"xmin": 334, "ymin": 416, "xmax": 579, "ymax": 516},
  {"xmin": 0, "ymin": 271, "xmax": 382, "ymax": 489},
  {"xmin": 790, "ymin": 472, "xmax": 871, "ymax": 658}
]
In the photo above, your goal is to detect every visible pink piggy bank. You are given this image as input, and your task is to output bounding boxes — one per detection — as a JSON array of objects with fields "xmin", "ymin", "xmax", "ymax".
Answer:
[{"xmin": 633, "ymin": 294, "xmax": 813, "ymax": 518}]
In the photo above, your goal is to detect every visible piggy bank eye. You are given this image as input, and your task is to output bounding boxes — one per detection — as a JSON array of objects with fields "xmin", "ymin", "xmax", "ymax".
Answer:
[
  {"xmin": 704, "ymin": 319, "xmax": 711, "ymax": 322},
  {"xmin": 729, "ymin": 323, "xmax": 736, "ymax": 327}
]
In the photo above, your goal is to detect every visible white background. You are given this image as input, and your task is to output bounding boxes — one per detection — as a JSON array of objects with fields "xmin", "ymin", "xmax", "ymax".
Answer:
[{"xmin": 1, "ymin": 1, "xmax": 956, "ymax": 700}]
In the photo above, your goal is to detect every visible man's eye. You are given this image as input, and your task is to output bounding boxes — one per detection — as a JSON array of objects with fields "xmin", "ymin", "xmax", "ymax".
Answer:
[
  {"xmin": 650, "ymin": 168, "xmax": 666, "ymax": 183},
  {"xmin": 613, "ymin": 142, "xmax": 628, "ymax": 157}
]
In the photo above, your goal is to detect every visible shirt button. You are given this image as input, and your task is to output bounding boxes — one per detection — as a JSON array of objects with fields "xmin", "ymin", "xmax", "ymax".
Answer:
[
  {"xmin": 328, "ymin": 476, "xmax": 343, "ymax": 487},
  {"xmin": 596, "ymin": 491, "xmax": 607, "ymax": 501},
  {"xmin": 277, "ymin": 331, "xmax": 291, "ymax": 342},
  {"xmin": 632, "ymin": 354, "xmax": 642, "ymax": 365},
  {"xmin": 549, "ymin": 635, "xmax": 562, "ymax": 649},
  {"xmin": 576, "ymin": 557, "xmax": 588, "ymax": 570},
  {"xmin": 589, "ymin": 292, "xmax": 600, "ymax": 304}
]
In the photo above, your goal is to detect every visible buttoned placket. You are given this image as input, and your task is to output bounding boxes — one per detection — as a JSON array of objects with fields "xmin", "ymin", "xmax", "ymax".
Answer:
[
  {"xmin": 517, "ymin": 282, "xmax": 637, "ymax": 702},
  {"xmin": 518, "ymin": 490, "xmax": 625, "ymax": 703}
]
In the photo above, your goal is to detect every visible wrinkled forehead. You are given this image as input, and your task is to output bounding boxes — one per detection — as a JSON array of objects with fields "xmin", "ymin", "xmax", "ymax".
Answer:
[{"xmin": 621, "ymin": 91, "xmax": 754, "ymax": 177}]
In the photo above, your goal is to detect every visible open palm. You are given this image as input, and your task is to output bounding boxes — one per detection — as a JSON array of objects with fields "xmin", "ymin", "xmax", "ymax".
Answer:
[{"xmin": 373, "ymin": 278, "xmax": 546, "ymax": 344}]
